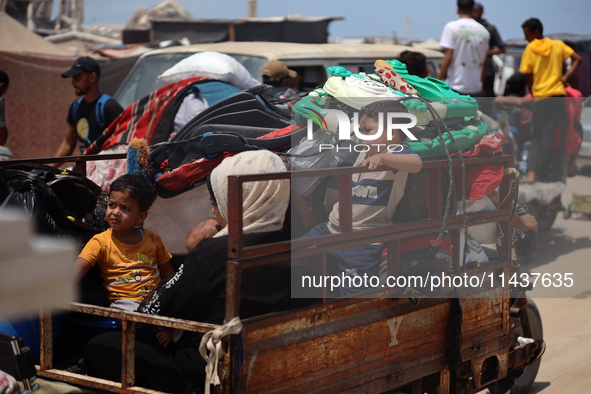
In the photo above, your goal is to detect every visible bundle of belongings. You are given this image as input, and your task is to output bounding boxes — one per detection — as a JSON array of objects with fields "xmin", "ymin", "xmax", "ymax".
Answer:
[
  {"xmin": 288, "ymin": 59, "xmax": 510, "ymax": 275},
  {"xmin": 53, "ymin": 54, "xmax": 511, "ymax": 264}
]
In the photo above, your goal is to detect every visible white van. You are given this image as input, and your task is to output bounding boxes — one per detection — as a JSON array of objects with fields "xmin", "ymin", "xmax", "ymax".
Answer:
[{"xmin": 113, "ymin": 41, "xmax": 443, "ymax": 109}]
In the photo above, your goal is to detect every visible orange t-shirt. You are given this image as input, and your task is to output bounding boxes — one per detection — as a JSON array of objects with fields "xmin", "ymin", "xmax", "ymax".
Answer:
[{"xmin": 79, "ymin": 229, "xmax": 172, "ymax": 302}]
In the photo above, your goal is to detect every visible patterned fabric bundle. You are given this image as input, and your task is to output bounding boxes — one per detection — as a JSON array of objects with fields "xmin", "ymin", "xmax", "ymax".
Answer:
[
  {"xmin": 84, "ymin": 77, "xmax": 206, "ymax": 155},
  {"xmin": 374, "ymin": 59, "xmax": 419, "ymax": 96}
]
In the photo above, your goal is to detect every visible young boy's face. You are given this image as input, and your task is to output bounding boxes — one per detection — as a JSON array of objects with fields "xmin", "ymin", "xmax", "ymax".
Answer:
[
  {"xmin": 359, "ymin": 114, "xmax": 405, "ymax": 156},
  {"xmin": 106, "ymin": 190, "xmax": 147, "ymax": 232}
]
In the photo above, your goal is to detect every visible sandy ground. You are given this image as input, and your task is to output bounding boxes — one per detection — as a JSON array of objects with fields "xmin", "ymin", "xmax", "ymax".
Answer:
[{"xmin": 515, "ymin": 170, "xmax": 591, "ymax": 393}]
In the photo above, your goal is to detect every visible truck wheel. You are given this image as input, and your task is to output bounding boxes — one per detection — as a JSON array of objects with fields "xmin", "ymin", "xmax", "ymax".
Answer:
[
  {"xmin": 511, "ymin": 298, "xmax": 544, "ymax": 394},
  {"xmin": 488, "ymin": 298, "xmax": 544, "ymax": 394}
]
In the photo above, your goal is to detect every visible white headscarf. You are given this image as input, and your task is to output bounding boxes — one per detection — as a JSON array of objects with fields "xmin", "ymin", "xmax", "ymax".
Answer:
[{"xmin": 209, "ymin": 150, "xmax": 289, "ymax": 237}]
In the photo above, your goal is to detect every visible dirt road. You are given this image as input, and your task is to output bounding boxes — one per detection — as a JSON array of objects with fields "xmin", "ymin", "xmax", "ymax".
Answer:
[{"xmin": 517, "ymin": 171, "xmax": 591, "ymax": 393}]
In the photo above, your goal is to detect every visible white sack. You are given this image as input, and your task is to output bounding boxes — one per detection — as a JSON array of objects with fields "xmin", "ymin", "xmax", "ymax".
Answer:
[{"xmin": 159, "ymin": 51, "xmax": 259, "ymax": 90}]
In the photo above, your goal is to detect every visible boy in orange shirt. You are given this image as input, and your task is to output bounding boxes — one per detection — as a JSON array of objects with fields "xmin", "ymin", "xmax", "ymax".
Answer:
[{"xmin": 75, "ymin": 174, "xmax": 173, "ymax": 315}]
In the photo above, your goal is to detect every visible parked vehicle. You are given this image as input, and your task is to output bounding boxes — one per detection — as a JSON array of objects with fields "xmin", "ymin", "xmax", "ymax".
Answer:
[{"xmin": 113, "ymin": 41, "xmax": 443, "ymax": 109}]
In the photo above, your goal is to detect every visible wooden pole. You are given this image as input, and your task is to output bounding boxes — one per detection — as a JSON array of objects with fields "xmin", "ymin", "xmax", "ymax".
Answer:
[{"xmin": 246, "ymin": 0, "xmax": 257, "ymax": 18}]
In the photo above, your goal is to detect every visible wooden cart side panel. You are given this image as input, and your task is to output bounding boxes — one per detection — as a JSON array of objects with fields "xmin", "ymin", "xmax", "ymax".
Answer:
[
  {"xmin": 241, "ymin": 297, "xmax": 440, "ymax": 343},
  {"xmin": 237, "ymin": 293, "xmax": 509, "ymax": 393}
]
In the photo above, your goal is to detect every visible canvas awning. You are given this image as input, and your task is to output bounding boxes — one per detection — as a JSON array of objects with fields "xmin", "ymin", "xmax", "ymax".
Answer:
[{"xmin": 0, "ymin": 11, "xmax": 73, "ymax": 56}]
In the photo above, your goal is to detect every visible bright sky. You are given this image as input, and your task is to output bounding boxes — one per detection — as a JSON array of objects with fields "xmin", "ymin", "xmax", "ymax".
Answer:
[{"xmin": 82, "ymin": 0, "xmax": 590, "ymax": 42}]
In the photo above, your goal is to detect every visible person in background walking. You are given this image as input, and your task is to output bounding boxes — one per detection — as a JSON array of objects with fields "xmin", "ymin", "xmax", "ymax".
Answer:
[
  {"xmin": 52, "ymin": 56, "xmax": 123, "ymax": 166},
  {"xmin": 518, "ymin": 17, "xmax": 582, "ymax": 183},
  {"xmin": 438, "ymin": 0, "xmax": 490, "ymax": 97}
]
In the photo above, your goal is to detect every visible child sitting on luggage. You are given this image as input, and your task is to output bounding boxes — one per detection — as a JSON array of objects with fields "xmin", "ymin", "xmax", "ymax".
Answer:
[
  {"xmin": 75, "ymin": 174, "xmax": 174, "ymax": 312},
  {"xmin": 302, "ymin": 100, "xmax": 422, "ymax": 295}
]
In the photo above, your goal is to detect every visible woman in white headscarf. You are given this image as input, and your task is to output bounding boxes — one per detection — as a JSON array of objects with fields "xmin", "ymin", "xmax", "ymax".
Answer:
[
  {"xmin": 209, "ymin": 149, "xmax": 289, "ymax": 237},
  {"xmin": 139, "ymin": 149, "xmax": 296, "ymax": 321},
  {"xmin": 84, "ymin": 150, "xmax": 308, "ymax": 393},
  {"xmin": 185, "ymin": 149, "xmax": 290, "ymax": 251}
]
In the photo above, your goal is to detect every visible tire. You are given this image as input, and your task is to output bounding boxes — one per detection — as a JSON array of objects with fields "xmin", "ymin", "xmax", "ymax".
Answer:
[
  {"xmin": 488, "ymin": 298, "xmax": 544, "ymax": 394},
  {"xmin": 510, "ymin": 298, "xmax": 544, "ymax": 394}
]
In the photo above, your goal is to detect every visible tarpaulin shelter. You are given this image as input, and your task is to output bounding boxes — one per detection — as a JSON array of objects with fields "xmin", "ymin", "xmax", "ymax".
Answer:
[
  {"xmin": 0, "ymin": 12, "xmax": 77, "ymax": 160},
  {"xmin": 123, "ymin": 15, "xmax": 343, "ymax": 45}
]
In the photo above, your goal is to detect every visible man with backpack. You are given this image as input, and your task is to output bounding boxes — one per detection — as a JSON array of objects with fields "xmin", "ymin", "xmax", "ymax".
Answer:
[{"xmin": 52, "ymin": 57, "xmax": 123, "ymax": 166}]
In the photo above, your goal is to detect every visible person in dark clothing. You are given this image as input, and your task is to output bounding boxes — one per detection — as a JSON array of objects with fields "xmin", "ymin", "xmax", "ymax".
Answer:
[
  {"xmin": 472, "ymin": 2, "xmax": 506, "ymax": 98},
  {"xmin": 52, "ymin": 57, "xmax": 123, "ymax": 165},
  {"xmin": 83, "ymin": 150, "xmax": 312, "ymax": 393}
]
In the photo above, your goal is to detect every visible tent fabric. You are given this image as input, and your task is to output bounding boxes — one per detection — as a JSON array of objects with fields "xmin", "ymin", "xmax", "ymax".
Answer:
[
  {"xmin": 0, "ymin": 13, "xmax": 78, "ymax": 160},
  {"xmin": 0, "ymin": 51, "xmax": 76, "ymax": 160},
  {"xmin": 0, "ymin": 12, "xmax": 73, "ymax": 56}
]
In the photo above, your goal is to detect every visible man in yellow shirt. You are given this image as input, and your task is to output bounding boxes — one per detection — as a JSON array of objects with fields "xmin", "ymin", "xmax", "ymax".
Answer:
[{"xmin": 519, "ymin": 18, "xmax": 582, "ymax": 183}]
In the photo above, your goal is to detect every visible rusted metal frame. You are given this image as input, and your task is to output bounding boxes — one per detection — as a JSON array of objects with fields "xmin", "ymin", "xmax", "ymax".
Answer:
[
  {"xmin": 59, "ymin": 302, "xmax": 220, "ymax": 332},
  {"xmin": 37, "ymin": 303, "xmax": 222, "ymax": 393},
  {"xmin": 39, "ymin": 309, "xmax": 53, "ymax": 371},
  {"xmin": 428, "ymin": 165, "xmax": 442, "ymax": 219},
  {"xmin": 289, "ymin": 211, "xmax": 511, "ymax": 260},
  {"xmin": 121, "ymin": 320, "xmax": 136, "ymax": 389},
  {"xmin": 223, "ymin": 262, "xmax": 242, "ymax": 393},
  {"xmin": 460, "ymin": 332, "xmax": 510, "ymax": 359},
  {"xmin": 227, "ymin": 175, "xmax": 244, "ymax": 259},
  {"xmin": 225, "ymin": 260, "xmax": 243, "ymax": 321},
  {"xmin": 241, "ymin": 296, "xmax": 445, "ymax": 337},
  {"xmin": 411, "ymin": 378, "xmax": 423, "ymax": 394},
  {"xmin": 469, "ymin": 349, "xmax": 509, "ymax": 389},
  {"xmin": 321, "ymin": 253, "xmax": 328, "ymax": 302},
  {"xmin": 386, "ymin": 239, "xmax": 401, "ymax": 277},
  {"xmin": 221, "ymin": 156, "xmax": 513, "ymax": 391},
  {"xmin": 449, "ymin": 229, "xmax": 461, "ymax": 273},
  {"xmin": 224, "ymin": 156, "xmax": 513, "ymax": 259},
  {"xmin": 439, "ymin": 365, "xmax": 451, "ymax": 394},
  {"xmin": 239, "ymin": 210, "xmax": 512, "ymax": 260},
  {"xmin": 36, "ymin": 369, "xmax": 166, "ymax": 394},
  {"xmin": 338, "ymin": 173, "xmax": 353, "ymax": 233},
  {"xmin": 217, "ymin": 351, "xmax": 233, "ymax": 394},
  {"xmin": 229, "ymin": 251, "xmax": 291, "ymax": 270},
  {"xmin": 498, "ymin": 172, "xmax": 517, "ymax": 264},
  {"xmin": 226, "ymin": 157, "xmax": 512, "ymax": 182},
  {"xmin": 302, "ymin": 352, "xmax": 446, "ymax": 394}
]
